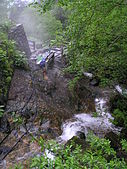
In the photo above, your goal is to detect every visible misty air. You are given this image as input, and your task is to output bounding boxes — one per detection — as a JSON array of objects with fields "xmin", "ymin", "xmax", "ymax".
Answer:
[{"xmin": 0, "ymin": 0, "xmax": 127, "ymax": 168}]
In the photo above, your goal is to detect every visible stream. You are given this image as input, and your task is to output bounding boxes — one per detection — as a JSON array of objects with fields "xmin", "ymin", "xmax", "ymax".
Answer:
[
  {"xmin": 0, "ymin": 43, "xmax": 121, "ymax": 169},
  {"xmin": 58, "ymin": 97, "xmax": 119, "ymax": 144},
  {"xmin": 42, "ymin": 96, "xmax": 120, "ymax": 161}
]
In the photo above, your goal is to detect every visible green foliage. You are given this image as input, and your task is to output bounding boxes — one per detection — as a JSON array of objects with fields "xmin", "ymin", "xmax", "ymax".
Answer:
[
  {"xmin": 23, "ymin": 134, "xmax": 127, "ymax": 168},
  {"xmin": 0, "ymin": 105, "xmax": 4, "ymax": 118},
  {"xmin": 121, "ymin": 139, "xmax": 127, "ymax": 153},
  {"xmin": 29, "ymin": 0, "xmax": 56, "ymax": 13},
  {"xmin": 11, "ymin": 112, "xmax": 23, "ymax": 125},
  {"xmin": 68, "ymin": 75, "xmax": 80, "ymax": 91},
  {"xmin": 110, "ymin": 94, "xmax": 127, "ymax": 130},
  {"xmin": 10, "ymin": 163, "xmax": 23, "ymax": 169},
  {"xmin": 38, "ymin": 137, "xmax": 45, "ymax": 151},
  {"xmin": 92, "ymin": 112, "xmax": 99, "ymax": 118},
  {"xmin": 66, "ymin": 0, "xmax": 127, "ymax": 86},
  {"xmin": 13, "ymin": 50, "xmax": 27, "ymax": 68},
  {"xmin": 34, "ymin": 0, "xmax": 127, "ymax": 86}
]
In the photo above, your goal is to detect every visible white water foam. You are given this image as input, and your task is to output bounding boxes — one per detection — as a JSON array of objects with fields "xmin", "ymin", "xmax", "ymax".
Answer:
[
  {"xmin": 115, "ymin": 85, "xmax": 127, "ymax": 95},
  {"xmin": 83, "ymin": 72, "xmax": 93, "ymax": 78},
  {"xmin": 95, "ymin": 98, "xmax": 113, "ymax": 119},
  {"xmin": 45, "ymin": 149, "xmax": 55, "ymax": 161},
  {"xmin": 58, "ymin": 97, "xmax": 119, "ymax": 143}
]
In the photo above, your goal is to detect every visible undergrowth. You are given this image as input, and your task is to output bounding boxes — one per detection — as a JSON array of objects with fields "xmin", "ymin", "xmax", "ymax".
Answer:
[{"xmin": 14, "ymin": 133, "xmax": 127, "ymax": 169}]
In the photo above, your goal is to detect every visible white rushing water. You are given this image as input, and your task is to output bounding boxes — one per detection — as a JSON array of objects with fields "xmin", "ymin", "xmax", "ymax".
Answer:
[
  {"xmin": 45, "ymin": 149, "xmax": 55, "ymax": 161},
  {"xmin": 115, "ymin": 85, "xmax": 127, "ymax": 95},
  {"xmin": 58, "ymin": 97, "xmax": 119, "ymax": 143},
  {"xmin": 83, "ymin": 72, "xmax": 93, "ymax": 78}
]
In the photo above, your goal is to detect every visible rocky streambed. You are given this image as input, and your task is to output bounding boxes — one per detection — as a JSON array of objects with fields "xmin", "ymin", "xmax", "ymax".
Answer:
[{"xmin": 0, "ymin": 43, "xmax": 121, "ymax": 168}]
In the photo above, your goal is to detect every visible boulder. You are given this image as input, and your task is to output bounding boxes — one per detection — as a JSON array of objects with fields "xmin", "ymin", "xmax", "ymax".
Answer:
[
  {"xmin": 76, "ymin": 131, "xmax": 86, "ymax": 140},
  {"xmin": 9, "ymin": 24, "xmax": 31, "ymax": 57},
  {"xmin": 90, "ymin": 78, "xmax": 99, "ymax": 86},
  {"xmin": 65, "ymin": 131, "xmax": 87, "ymax": 151}
]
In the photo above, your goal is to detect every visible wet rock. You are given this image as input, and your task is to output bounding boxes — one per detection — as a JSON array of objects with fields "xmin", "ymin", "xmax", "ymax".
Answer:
[
  {"xmin": 83, "ymin": 72, "xmax": 93, "ymax": 79},
  {"xmin": 11, "ymin": 130, "xmax": 18, "ymax": 138},
  {"xmin": 9, "ymin": 24, "xmax": 31, "ymax": 57},
  {"xmin": 36, "ymin": 43, "xmax": 42, "ymax": 49},
  {"xmin": 0, "ymin": 160, "xmax": 6, "ymax": 169},
  {"xmin": 120, "ymin": 128, "xmax": 127, "ymax": 140},
  {"xmin": 41, "ymin": 127, "xmax": 59, "ymax": 138},
  {"xmin": 26, "ymin": 123, "xmax": 38, "ymax": 134},
  {"xmin": 105, "ymin": 131, "xmax": 120, "ymax": 150},
  {"xmin": 90, "ymin": 78, "xmax": 99, "ymax": 86},
  {"xmin": 75, "ymin": 80, "xmax": 92, "ymax": 99},
  {"xmin": 0, "ymin": 115, "xmax": 10, "ymax": 133},
  {"xmin": 47, "ymin": 128, "xmax": 59, "ymax": 138},
  {"xmin": 0, "ymin": 146, "xmax": 10, "ymax": 158},
  {"xmin": 20, "ymin": 126, "xmax": 26, "ymax": 133},
  {"xmin": 76, "ymin": 131, "xmax": 86, "ymax": 140},
  {"xmin": 43, "ymin": 81, "xmax": 56, "ymax": 96},
  {"xmin": 74, "ymin": 78, "xmax": 95, "ymax": 112},
  {"xmin": 41, "ymin": 120, "xmax": 50, "ymax": 129},
  {"xmin": 28, "ymin": 40, "xmax": 35, "ymax": 52},
  {"xmin": 65, "ymin": 131, "xmax": 87, "ymax": 151},
  {"xmin": 40, "ymin": 119, "xmax": 51, "ymax": 135},
  {"xmin": 21, "ymin": 108, "xmax": 31, "ymax": 119}
]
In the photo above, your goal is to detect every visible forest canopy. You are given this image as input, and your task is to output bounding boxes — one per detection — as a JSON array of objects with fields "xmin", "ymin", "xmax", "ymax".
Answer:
[{"xmin": 32, "ymin": 0, "xmax": 127, "ymax": 86}]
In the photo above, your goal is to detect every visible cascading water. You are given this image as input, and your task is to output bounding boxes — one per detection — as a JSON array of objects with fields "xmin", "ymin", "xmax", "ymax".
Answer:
[
  {"xmin": 58, "ymin": 97, "xmax": 120, "ymax": 144},
  {"xmin": 115, "ymin": 85, "xmax": 127, "ymax": 95},
  {"xmin": 33, "ymin": 96, "xmax": 121, "ymax": 161}
]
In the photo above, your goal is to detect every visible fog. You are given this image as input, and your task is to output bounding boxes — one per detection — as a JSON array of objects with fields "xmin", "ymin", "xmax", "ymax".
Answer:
[{"xmin": 0, "ymin": 0, "xmax": 62, "ymax": 45}]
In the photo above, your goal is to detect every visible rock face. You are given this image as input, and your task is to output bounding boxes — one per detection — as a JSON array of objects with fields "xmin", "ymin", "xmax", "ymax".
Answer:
[
  {"xmin": 0, "ymin": 146, "xmax": 11, "ymax": 159},
  {"xmin": 1, "ymin": 46, "xmax": 96, "ymax": 167},
  {"xmin": 0, "ymin": 24, "xmax": 31, "ymax": 135},
  {"xmin": 74, "ymin": 78, "xmax": 95, "ymax": 112},
  {"xmin": 0, "ymin": 115, "xmax": 10, "ymax": 133},
  {"xmin": 0, "ymin": 25, "xmax": 31, "ymax": 105},
  {"xmin": 8, "ymin": 24, "xmax": 31, "ymax": 57}
]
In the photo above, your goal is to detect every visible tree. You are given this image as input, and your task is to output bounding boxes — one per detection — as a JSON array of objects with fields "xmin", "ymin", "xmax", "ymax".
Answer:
[{"xmin": 32, "ymin": 0, "xmax": 127, "ymax": 86}]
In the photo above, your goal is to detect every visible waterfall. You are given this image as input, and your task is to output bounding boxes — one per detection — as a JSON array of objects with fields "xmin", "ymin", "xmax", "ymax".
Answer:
[{"xmin": 58, "ymin": 97, "xmax": 120, "ymax": 143}]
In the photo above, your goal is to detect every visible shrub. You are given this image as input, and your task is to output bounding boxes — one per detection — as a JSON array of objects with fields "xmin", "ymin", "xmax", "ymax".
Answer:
[
  {"xmin": 110, "ymin": 94, "xmax": 127, "ymax": 130},
  {"xmin": 17, "ymin": 134, "xmax": 127, "ymax": 169},
  {"xmin": 32, "ymin": 0, "xmax": 127, "ymax": 86}
]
